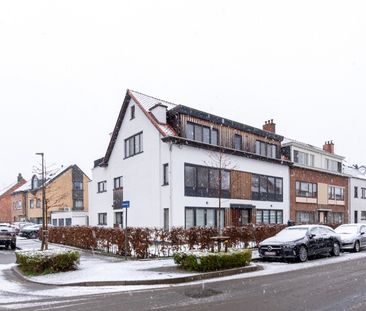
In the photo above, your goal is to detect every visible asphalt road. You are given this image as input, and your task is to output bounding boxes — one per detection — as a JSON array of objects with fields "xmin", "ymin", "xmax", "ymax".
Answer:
[
  {"xmin": 3, "ymin": 255, "xmax": 366, "ymax": 311},
  {"xmin": 0, "ymin": 248, "xmax": 15, "ymax": 264}
]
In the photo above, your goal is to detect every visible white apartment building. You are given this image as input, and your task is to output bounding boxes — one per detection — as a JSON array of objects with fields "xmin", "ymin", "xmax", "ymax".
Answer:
[{"xmin": 89, "ymin": 90, "xmax": 290, "ymax": 229}]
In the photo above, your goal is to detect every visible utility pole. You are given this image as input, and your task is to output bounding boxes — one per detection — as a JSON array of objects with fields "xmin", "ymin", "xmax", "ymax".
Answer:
[{"xmin": 36, "ymin": 152, "xmax": 48, "ymax": 251}]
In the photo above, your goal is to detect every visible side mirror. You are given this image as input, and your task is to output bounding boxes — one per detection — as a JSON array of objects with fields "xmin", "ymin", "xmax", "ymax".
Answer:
[
  {"xmin": 361, "ymin": 232, "xmax": 365, "ymax": 235},
  {"xmin": 308, "ymin": 233, "xmax": 315, "ymax": 239}
]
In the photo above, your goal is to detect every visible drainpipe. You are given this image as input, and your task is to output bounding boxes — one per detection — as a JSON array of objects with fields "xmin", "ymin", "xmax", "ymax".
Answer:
[{"xmin": 169, "ymin": 141, "xmax": 173, "ymax": 229}]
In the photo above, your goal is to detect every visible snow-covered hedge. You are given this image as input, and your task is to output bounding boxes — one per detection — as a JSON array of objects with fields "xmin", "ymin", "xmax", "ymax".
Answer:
[
  {"xmin": 46, "ymin": 225, "xmax": 286, "ymax": 258},
  {"xmin": 15, "ymin": 249, "xmax": 80, "ymax": 275},
  {"xmin": 173, "ymin": 249, "xmax": 252, "ymax": 272}
]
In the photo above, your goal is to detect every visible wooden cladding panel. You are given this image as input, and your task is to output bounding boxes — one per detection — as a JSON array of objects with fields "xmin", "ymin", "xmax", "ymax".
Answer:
[
  {"xmin": 180, "ymin": 115, "xmax": 280, "ymax": 153},
  {"xmin": 231, "ymin": 171, "xmax": 252, "ymax": 200}
]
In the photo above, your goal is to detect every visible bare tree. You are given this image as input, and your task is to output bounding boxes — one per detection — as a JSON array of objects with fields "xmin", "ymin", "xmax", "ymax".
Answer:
[{"xmin": 205, "ymin": 146, "xmax": 236, "ymax": 236}]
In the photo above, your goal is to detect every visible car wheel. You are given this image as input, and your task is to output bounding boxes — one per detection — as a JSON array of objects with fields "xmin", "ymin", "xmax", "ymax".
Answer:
[
  {"xmin": 332, "ymin": 242, "xmax": 341, "ymax": 256},
  {"xmin": 11, "ymin": 243, "xmax": 16, "ymax": 250},
  {"xmin": 354, "ymin": 241, "xmax": 360, "ymax": 253},
  {"xmin": 298, "ymin": 246, "xmax": 308, "ymax": 262}
]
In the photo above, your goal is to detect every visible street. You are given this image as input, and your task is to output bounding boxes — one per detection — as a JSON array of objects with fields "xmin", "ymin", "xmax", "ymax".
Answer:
[{"xmin": 1, "ymin": 241, "xmax": 366, "ymax": 311}]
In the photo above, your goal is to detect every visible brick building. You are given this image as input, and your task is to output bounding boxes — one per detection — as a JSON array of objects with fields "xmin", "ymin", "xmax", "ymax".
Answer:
[
  {"xmin": 282, "ymin": 140, "xmax": 349, "ymax": 225},
  {"xmin": 0, "ymin": 174, "xmax": 27, "ymax": 222}
]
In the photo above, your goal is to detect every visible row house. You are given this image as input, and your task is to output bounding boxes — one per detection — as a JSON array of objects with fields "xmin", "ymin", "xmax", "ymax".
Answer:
[
  {"xmin": 89, "ymin": 90, "xmax": 291, "ymax": 229},
  {"xmin": 344, "ymin": 165, "xmax": 366, "ymax": 223},
  {"xmin": 282, "ymin": 140, "xmax": 348, "ymax": 225},
  {"xmin": 11, "ymin": 165, "xmax": 90, "ymax": 226},
  {"xmin": 0, "ymin": 174, "xmax": 27, "ymax": 222}
]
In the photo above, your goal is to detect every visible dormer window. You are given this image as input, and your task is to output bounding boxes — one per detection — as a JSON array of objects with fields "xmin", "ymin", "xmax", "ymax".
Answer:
[
  {"xmin": 130, "ymin": 105, "xmax": 135, "ymax": 120},
  {"xmin": 233, "ymin": 134, "xmax": 242, "ymax": 150},
  {"xmin": 31, "ymin": 175, "xmax": 39, "ymax": 190},
  {"xmin": 185, "ymin": 122, "xmax": 219, "ymax": 146}
]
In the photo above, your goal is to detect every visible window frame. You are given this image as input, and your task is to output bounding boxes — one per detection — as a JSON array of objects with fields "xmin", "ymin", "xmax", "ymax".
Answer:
[
  {"xmin": 295, "ymin": 181, "xmax": 317, "ymax": 198},
  {"xmin": 186, "ymin": 122, "xmax": 219, "ymax": 146},
  {"xmin": 163, "ymin": 163, "xmax": 169, "ymax": 186},
  {"xmin": 130, "ymin": 105, "xmax": 135, "ymax": 120},
  {"xmin": 97, "ymin": 181, "xmax": 107, "ymax": 193},
  {"xmin": 233, "ymin": 134, "xmax": 242, "ymax": 150},
  {"xmin": 114, "ymin": 176, "xmax": 123, "ymax": 190},
  {"xmin": 98, "ymin": 213, "xmax": 107, "ymax": 226},
  {"xmin": 256, "ymin": 209, "xmax": 283, "ymax": 224},
  {"xmin": 185, "ymin": 207, "xmax": 225, "ymax": 229},
  {"xmin": 124, "ymin": 132, "xmax": 143, "ymax": 159},
  {"xmin": 251, "ymin": 174, "xmax": 283, "ymax": 202}
]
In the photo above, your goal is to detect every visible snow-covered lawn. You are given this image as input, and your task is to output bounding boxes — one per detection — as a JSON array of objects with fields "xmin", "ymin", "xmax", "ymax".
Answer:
[{"xmin": 3, "ymin": 237, "xmax": 366, "ymax": 308}]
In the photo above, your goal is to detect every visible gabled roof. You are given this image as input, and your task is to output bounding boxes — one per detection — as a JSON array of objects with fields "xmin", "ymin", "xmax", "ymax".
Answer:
[
  {"xmin": 99, "ymin": 90, "xmax": 177, "ymax": 167},
  {"xmin": 0, "ymin": 182, "xmax": 18, "ymax": 197},
  {"xmin": 12, "ymin": 164, "xmax": 90, "ymax": 194}
]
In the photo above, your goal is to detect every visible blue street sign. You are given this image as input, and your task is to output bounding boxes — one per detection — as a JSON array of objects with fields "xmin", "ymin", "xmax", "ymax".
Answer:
[{"xmin": 122, "ymin": 200, "xmax": 130, "ymax": 208}]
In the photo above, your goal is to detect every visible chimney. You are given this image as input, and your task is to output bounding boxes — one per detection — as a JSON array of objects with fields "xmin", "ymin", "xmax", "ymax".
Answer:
[
  {"xmin": 17, "ymin": 173, "xmax": 23, "ymax": 183},
  {"xmin": 323, "ymin": 141, "xmax": 335, "ymax": 154},
  {"xmin": 263, "ymin": 119, "xmax": 276, "ymax": 133},
  {"xmin": 149, "ymin": 103, "xmax": 168, "ymax": 124}
]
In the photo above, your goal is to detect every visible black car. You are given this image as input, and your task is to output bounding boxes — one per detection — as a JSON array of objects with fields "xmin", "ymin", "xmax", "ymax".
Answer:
[{"xmin": 258, "ymin": 225, "xmax": 342, "ymax": 262}]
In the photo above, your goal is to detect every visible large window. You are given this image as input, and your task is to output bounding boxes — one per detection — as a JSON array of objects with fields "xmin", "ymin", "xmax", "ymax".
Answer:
[
  {"xmin": 252, "ymin": 174, "xmax": 283, "ymax": 201},
  {"xmin": 295, "ymin": 181, "xmax": 317, "ymax": 198},
  {"xmin": 296, "ymin": 211, "xmax": 315, "ymax": 224},
  {"xmin": 124, "ymin": 132, "xmax": 143, "ymax": 158},
  {"xmin": 98, "ymin": 213, "xmax": 107, "ymax": 225},
  {"xmin": 186, "ymin": 122, "xmax": 219, "ymax": 146},
  {"xmin": 256, "ymin": 210, "xmax": 283, "ymax": 224},
  {"xmin": 184, "ymin": 164, "xmax": 230, "ymax": 198},
  {"xmin": 97, "ymin": 181, "xmax": 107, "ymax": 193},
  {"xmin": 328, "ymin": 186, "xmax": 344, "ymax": 200},
  {"xmin": 255, "ymin": 141, "xmax": 277, "ymax": 158},
  {"xmin": 326, "ymin": 159, "xmax": 342, "ymax": 173},
  {"xmin": 185, "ymin": 207, "xmax": 225, "ymax": 228}
]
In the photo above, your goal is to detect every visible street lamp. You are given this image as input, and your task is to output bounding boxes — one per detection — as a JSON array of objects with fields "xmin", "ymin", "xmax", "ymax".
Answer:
[{"xmin": 35, "ymin": 152, "xmax": 48, "ymax": 250}]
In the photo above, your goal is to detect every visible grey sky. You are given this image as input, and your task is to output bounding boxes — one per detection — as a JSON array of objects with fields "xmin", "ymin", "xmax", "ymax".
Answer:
[{"xmin": 1, "ymin": 0, "xmax": 365, "ymax": 189}]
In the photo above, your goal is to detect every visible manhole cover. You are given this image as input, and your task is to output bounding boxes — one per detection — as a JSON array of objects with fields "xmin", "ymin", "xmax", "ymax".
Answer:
[{"xmin": 184, "ymin": 288, "xmax": 222, "ymax": 299}]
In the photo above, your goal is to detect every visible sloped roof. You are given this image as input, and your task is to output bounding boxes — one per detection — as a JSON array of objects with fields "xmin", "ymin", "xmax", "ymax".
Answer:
[
  {"xmin": 344, "ymin": 165, "xmax": 366, "ymax": 180},
  {"xmin": 282, "ymin": 138, "xmax": 345, "ymax": 160},
  {"xmin": 0, "ymin": 182, "xmax": 18, "ymax": 196}
]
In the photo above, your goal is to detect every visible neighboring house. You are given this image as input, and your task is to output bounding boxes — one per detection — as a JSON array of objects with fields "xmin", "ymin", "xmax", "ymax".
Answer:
[
  {"xmin": 12, "ymin": 165, "xmax": 90, "ymax": 226},
  {"xmin": 0, "ymin": 174, "xmax": 27, "ymax": 222},
  {"xmin": 89, "ymin": 90, "xmax": 291, "ymax": 229},
  {"xmin": 282, "ymin": 139, "xmax": 348, "ymax": 225},
  {"xmin": 344, "ymin": 165, "xmax": 366, "ymax": 223}
]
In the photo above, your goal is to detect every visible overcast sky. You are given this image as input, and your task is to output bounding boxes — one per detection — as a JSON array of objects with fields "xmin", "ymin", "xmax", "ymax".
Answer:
[{"xmin": 1, "ymin": 0, "xmax": 365, "ymax": 189}]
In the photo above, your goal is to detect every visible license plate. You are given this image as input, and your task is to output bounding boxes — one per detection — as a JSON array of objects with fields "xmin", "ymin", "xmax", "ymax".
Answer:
[{"xmin": 264, "ymin": 251, "xmax": 276, "ymax": 256}]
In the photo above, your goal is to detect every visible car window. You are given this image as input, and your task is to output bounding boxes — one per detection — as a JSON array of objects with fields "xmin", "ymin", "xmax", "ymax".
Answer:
[
  {"xmin": 321, "ymin": 227, "xmax": 334, "ymax": 234},
  {"xmin": 310, "ymin": 227, "xmax": 321, "ymax": 235}
]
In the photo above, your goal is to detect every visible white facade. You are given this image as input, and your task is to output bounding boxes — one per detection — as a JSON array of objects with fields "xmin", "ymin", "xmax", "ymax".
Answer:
[
  {"xmin": 345, "ymin": 166, "xmax": 366, "ymax": 223},
  {"xmin": 50, "ymin": 211, "xmax": 89, "ymax": 227},
  {"xmin": 89, "ymin": 91, "xmax": 290, "ymax": 229}
]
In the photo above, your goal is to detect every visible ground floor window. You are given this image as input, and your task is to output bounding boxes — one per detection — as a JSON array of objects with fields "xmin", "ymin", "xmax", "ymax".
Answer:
[
  {"xmin": 98, "ymin": 213, "xmax": 107, "ymax": 225},
  {"xmin": 65, "ymin": 218, "xmax": 72, "ymax": 226},
  {"xmin": 296, "ymin": 211, "xmax": 315, "ymax": 224},
  {"xmin": 361, "ymin": 211, "xmax": 366, "ymax": 221},
  {"xmin": 114, "ymin": 212, "xmax": 123, "ymax": 227},
  {"xmin": 164, "ymin": 208, "xmax": 169, "ymax": 231},
  {"xmin": 256, "ymin": 209, "xmax": 283, "ymax": 224},
  {"xmin": 52, "ymin": 219, "xmax": 57, "ymax": 226},
  {"xmin": 185, "ymin": 207, "xmax": 225, "ymax": 229},
  {"xmin": 58, "ymin": 218, "xmax": 64, "ymax": 226},
  {"xmin": 332, "ymin": 212, "xmax": 343, "ymax": 224}
]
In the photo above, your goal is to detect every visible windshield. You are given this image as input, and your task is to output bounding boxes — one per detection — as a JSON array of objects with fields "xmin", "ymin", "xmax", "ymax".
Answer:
[
  {"xmin": 335, "ymin": 225, "xmax": 358, "ymax": 234},
  {"xmin": 275, "ymin": 227, "xmax": 308, "ymax": 240}
]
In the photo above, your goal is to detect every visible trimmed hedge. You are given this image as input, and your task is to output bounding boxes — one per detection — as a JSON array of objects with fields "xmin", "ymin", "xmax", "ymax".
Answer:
[
  {"xmin": 46, "ymin": 225, "xmax": 286, "ymax": 258},
  {"xmin": 16, "ymin": 249, "xmax": 80, "ymax": 275},
  {"xmin": 173, "ymin": 249, "xmax": 252, "ymax": 272}
]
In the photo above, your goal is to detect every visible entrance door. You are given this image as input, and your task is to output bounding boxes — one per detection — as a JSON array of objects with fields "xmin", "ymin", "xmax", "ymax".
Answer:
[
  {"xmin": 241, "ymin": 209, "xmax": 250, "ymax": 225},
  {"xmin": 355, "ymin": 211, "xmax": 358, "ymax": 223},
  {"xmin": 318, "ymin": 211, "xmax": 328, "ymax": 224}
]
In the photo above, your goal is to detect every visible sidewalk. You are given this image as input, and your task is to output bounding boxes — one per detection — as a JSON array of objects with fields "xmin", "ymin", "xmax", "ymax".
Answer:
[{"xmin": 15, "ymin": 238, "xmax": 261, "ymax": 286}]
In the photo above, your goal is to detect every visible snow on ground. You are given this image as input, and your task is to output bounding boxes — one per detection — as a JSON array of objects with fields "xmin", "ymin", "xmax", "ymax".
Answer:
[{"xmin": 3, "ymin": 237, "xmax": 366, "ymax": 308}]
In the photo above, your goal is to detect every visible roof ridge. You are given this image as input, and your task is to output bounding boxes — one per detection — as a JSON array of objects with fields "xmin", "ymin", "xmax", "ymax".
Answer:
[{"xmin": 128, "ymin": 89, "xmax": 178, "ymax": 107}]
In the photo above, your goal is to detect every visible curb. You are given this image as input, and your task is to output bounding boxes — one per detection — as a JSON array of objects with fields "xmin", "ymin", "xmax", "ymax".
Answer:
[{"xmin": 11, "ymin": 264, "xmax": 263, "ymax": 287}]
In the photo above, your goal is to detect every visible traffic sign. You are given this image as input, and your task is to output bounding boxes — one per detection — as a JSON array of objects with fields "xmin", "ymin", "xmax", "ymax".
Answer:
[{"xmin": 122, "ymin": 200, "xmax": 130, "ymax": 208}]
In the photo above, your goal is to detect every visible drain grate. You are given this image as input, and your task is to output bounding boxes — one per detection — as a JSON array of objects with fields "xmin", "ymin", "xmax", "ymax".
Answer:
[{"xmin": 184, "ymin": 288, "xmax": 222, "ymax": 299}]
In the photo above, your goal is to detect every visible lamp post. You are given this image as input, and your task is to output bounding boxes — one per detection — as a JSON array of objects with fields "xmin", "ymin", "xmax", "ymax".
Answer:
[{"xmin": 36, "ymin": 152, "xmax": 48, "ymax": 250}]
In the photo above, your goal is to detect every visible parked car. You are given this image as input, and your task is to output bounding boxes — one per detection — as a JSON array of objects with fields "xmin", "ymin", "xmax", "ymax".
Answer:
[
  {"xmin": 335, "ymin": 223, "xmax": 366, "ymax": 252},
  {"xmin": 0, "ymin": 224, "xmax": 16, "ymax": 249},
  {"xmin": 258, "ymin": 225, "xmax": 342, "ymax": 262},
  {"xmin": 19, "ymin": 224, "xmax": 42, "ymax": 239},
  {"xmin": 12, "ymin": 222, "xmax": 34, "ymax": 235}
]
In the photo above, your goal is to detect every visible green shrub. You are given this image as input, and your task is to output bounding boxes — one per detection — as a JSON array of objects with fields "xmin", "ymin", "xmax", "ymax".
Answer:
[
  {"xmin": 173, "ymin": 249, "xmax": 251, "ymax": 272},
  {"xmin": 16, "ymin": 249, "xmax": 80, "ymax": 276}
]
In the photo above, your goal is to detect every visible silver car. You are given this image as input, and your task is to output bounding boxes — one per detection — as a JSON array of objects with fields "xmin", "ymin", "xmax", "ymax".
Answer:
[{"xmin": 335, "ymin": 224, "xmax": 366, "ymax": 252}]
